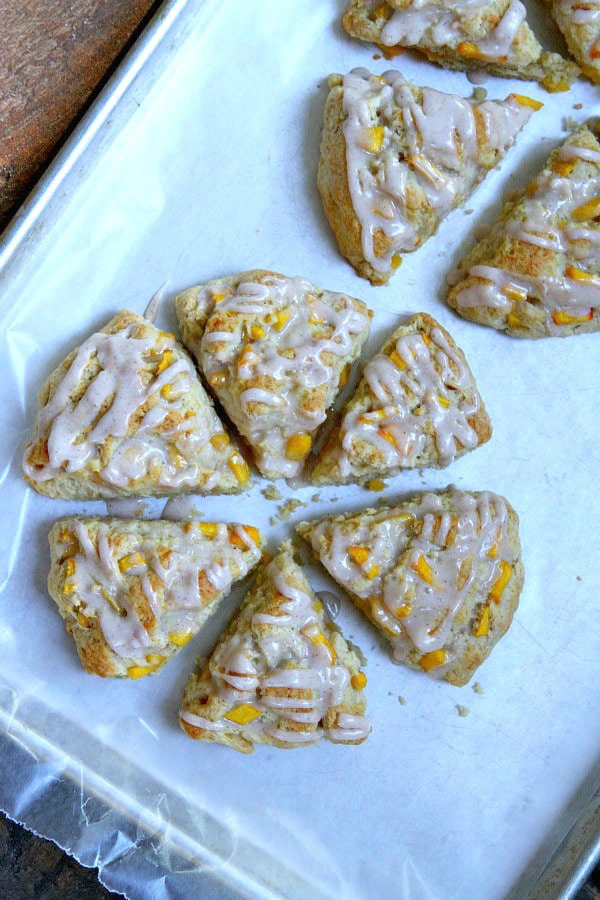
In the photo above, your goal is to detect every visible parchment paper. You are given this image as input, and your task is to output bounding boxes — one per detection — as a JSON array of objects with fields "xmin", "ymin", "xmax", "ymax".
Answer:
[{"xmin": 0, "ymin": 1, "xmax": 599, "ymax": 897}]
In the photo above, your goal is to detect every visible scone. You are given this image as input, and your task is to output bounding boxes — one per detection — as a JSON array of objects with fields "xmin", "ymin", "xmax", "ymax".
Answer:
[
  {"xmin": 176, "ymin": 270, "xmax": 372, "ymax": 479},
  {"xmin": 447, "ymin": 128, "xmax": 600, "ymax": 338},
  {"xmin": 312, "ymin": 314, "xmax": 491, "ymax": 486},
  {"xmin": 48, "ymin": 517, "xmax": 263, "ymax": 678},
  {"xmin": 342, "ymin": 0, "xmax": 579, "ymax": 90},
  {"xmin": 544, "ymin": 0, "xmax": 600, "ymax": 84},
  {"xmin": 318, "ymin": 69, "xmax": 538, "ymax": 285},
  {"xmin": 23, "ymin": 311, "xmax": 251, "ymax": 499},
  {"xmin": 298, "ymin": 487, "xmax": 524, "ymax": 686},
  {"xmin": 179, "ymin": 541, "xmax": 370, "ymax": 753}
]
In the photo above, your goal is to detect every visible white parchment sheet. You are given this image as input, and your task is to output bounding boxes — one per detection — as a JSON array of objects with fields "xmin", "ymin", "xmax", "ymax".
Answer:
[{"xmin": 0, "ymin": 1, "xmax": 599, "ymax": 897}]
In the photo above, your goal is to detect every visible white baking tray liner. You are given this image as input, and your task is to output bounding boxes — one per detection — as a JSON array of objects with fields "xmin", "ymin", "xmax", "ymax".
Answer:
[{"xmin": 0, "ymin": 0, "xmax": 599, "ymax": 897}]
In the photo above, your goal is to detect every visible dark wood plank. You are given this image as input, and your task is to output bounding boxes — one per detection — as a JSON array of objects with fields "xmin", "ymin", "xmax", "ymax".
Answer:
[
  {"xmin": 0, "ymin": 812, "xmax": 116, "ymax": 899},
  {"xmin": 0, "ymin": 0, "xmax": 159, "ymax": 230}
]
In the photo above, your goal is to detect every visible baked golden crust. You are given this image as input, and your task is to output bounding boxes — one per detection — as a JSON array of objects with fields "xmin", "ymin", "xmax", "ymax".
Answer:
[
  {"xmin": 312, "ymin": 313, "xmax": 491, "ymax": 485},
  {"xmin": 342, "ymin": 0, "xmax": 579, "ymax": 89},
  {"xmin": 298, "ymin": 488, "xmax": 524, "ymax": 687},
  {"xmin": 24, "ymin": 310, "xmax": 250, "ymax": 498},
  {"xmin": 447, "ymin": 128, "xmax": 600, "ymax": 338},
  {"xmin": 544, "ymin": 0, "xmax": 600, "ymax": 84},
  {"xmin": 48, "ymin": 516, "xmax": 263, "ymax": 678},
  {"xmin": 176, "ymin": 270, "xmax": 372, "ymax": 479},
  {"xmin": 318, "ymin": 70, "xmax": 536, "ymax": 285},
  {"xmin": 179, "ymin": 541, "xmax": 370, "ymax": 753}
]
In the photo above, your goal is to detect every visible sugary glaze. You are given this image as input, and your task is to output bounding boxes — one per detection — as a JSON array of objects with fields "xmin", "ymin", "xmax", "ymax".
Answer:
[
  {"xmin": 301, "ymin": 488, "xmax": 518, "ymax": 679},
  {"xmin": 381, "ymin": 0, "xmax": 526, "ymax": 60},
  {"xmin": 448, "ymin": 133, "xmax": 600, "ymax": 334},
  {"xmin": 24, "ymin": 313, "xmax": 247, "ymax": 497},
  {"xmin": 179, "ymin": 544, "xmax": 370, "ymax": 752},
  {"xmin": 342, "ymin": 68, "xmax": 534, "ymax": 274},
  {"xmin": 197, "ymin": 273, "xmax": 370, "ymax": 478},
  {"xmin": 313, "ymin": 316, "xmax": 486, "ymax": 485},
  {"xmin": 49, "ymin": 517, "xmax": 262, "ymax": 677}
]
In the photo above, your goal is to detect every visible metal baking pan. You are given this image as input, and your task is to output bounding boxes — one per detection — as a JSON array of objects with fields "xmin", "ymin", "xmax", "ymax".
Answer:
[{"xmin": 0, "ymin": 0, "xmax": 598, "ymax": 896}]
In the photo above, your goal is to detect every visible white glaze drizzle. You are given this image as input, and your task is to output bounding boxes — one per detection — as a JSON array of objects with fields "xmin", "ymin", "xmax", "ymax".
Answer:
[
  {"xmin": 308, "ymin": 488, "xmax": 512, "ymax": 671},
  {"xmin": 62, "ymin": 519, "xmax": 261, "ymax": 664},
  {"xmin": 342, "ymin": 69, "xmax": 533, "ymax": 273},
  {"xmin": 199, "ymin": 275, "xmax": 369, "ymax": 478},
  {"xmin": 24, "ymin": 323, "xmax": 231, "ymax": 493},
  {"xmin": 381, "ymin": 0, "xmax": 526, "ymax": 61},
  {"xmin": 335, "ymin": 326, "xmax": 479, "ymax": 478},
  {"xmin": 180, "ymin": 555, "xmax": 370, "ymax": 747},
  {"xmin": 554, "ymin": 0, "xmax": 600, "ymax": 62},
  {"xmin": 450, "ymin": 140, "xmax": 600, "ymax": 328}
]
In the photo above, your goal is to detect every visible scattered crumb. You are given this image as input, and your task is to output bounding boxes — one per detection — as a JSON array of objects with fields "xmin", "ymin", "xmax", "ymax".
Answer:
[
  {"xmin": 366, "ymin": 479, "xmax": 386, "ymax": 492},
  {"xmin": 576, "ymin": 575, "xmax": 582, "ymax": 582},
  {"xmin": 388, "ymin": 691, "xmax": 394, "ymax": 697},
  {"xmin": 373, "ymin": 52, "xmax": 381, "ymax": 59},
  {"xmin": 269, "ymin": 516, "xmax": 278, "ymax": 526},
  {"xmin": 261, "ymin": 484, "xmax": 282, "ymax": 501},
  {"xmin": 573, "ymin": 103, "xmax": 583, "ymax": 110},
  {"xmin": 564, "ymin": 115, "xmax": 579, "ymax": 131},
  {"xmin": 330, "ymin": 495, "xmax": 339, "ymax": 502},
  {"xmin": 464, "ymin": 209, "xmax": 474, "ymax": 215},
  {"xmin": 472, "ymin": 87, "xmax": 487, "ymax": 102},
  {"xmin": 472, "ymin": 682, "xmax": 484, "ymax": 695},
  {"xmin": 278, "ymin": 498, "xmax": 307, "ymax": 520},
  {"xmin": 398, "ymin": 696, "xmax": 407, "ymax": 706},
  {"xmin": 456, "ymin": 704, "xmax": 470, "ymax": 717},
  {"xmin": 311, "ymin": 493, "xmax": 321, "ymax": 503},
  {"xmin": 377, "ymin": 497, "xmax": 390, "ymax": 506}
]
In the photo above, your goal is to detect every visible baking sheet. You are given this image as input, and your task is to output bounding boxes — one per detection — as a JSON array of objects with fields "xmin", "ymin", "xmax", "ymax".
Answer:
[{"xmin": 0, "ymin": 0, "xmax": 599, "ymax": 897}]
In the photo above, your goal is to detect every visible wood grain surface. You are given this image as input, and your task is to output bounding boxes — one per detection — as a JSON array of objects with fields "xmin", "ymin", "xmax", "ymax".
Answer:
[{"xmin": 0, "ymin": 0, "xmax": 159, "ymax": 231}]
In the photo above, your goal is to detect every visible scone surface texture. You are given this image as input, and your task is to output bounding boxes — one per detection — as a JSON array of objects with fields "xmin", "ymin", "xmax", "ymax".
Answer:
[
  {"xmin": 298, "ymin": 487, "xmax": 524, "ymax": 686},
  {"xmin": 318, "ymin": 68, "xmax": 536, "ymax": 284},
  {"xmin": 312, "ymin": 313, "xmax": 491, "ymax": 485},
  {"xmin": 342, "ymin": 0, "xmax": 579, "ymax": 90},
  {"xmin": 176, "ymin": 270, "xmax": 371, "ymax": 479},
  {"xmin": 24, "ymin": 310, "xmax": 250, "ymax": 498},
  {"xmin": 48, "ymin": 516, "xmax": 263, "ymax": 678},
  {"xmin": 447, "ymin": 127, "xmax": 600, "ymax": 337},
  {"xmin": 179, "ymin": 541, "xmax": 370, "ymax": 752}
]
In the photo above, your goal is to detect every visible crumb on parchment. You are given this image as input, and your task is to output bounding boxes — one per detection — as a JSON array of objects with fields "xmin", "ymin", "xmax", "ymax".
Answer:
[
  {"xmin": 311, "ymin": 493, "xmax": 321, "ymax": 503},
  {"xmin": 262, "ymin": 485, "xmax": 282, "ymax": 501},
  {"xmin": 398, "ymin": 696, "xmax": 407, "ymax": 706},
  {"xmin": 278, "ymin": 498, "xmax": 307, "ymax": 521},
  {"xmin": 472, "ymin": 682, "xmax": 484, "ymax": 695},
  {"xmin": 456, "ymin": 705, "xmax": 470, "ymax": 717}
]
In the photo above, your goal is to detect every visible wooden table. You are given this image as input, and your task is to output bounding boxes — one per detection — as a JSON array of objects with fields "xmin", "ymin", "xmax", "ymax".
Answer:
[{"xmin": 0, "ymin": 0, "xmax": 159, "ymax": 231}]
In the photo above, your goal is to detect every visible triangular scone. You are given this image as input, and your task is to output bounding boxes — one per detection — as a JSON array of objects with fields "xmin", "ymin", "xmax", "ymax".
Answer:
[
  {"xmin": 298, "ymin": 488, "xmax": 524, "ymax": 687},
  {"xmin": 176, "ymin": 270, "xmax": 372, "ymax": 479},
  {"xmin": 318, "ymin": 70, "xmax": 538, "ymax": 285},
  {"xmin": 312, "ymin": 314, "xmax": 491, "ymax": 486},
  {"xmin": 179, "ymin": 541, "xmax": 370, "ymax": 753},
  {"xmin": 23, "ymin": 311, "xmax": 250, "ymax": 499},
  {"xmin": 342, "ymin": 1, "xmax": 579, "ymax": 90},
  {"xmin": 48, "ymin": 517, "xmax": 263, "ymax": 678},
  {"xmin": 544, "ymin": 0, "xmax": 600, "ymax": 84},
  {"xmin": 447, "ymin": 128, "xmax": 600, "ymax": 338}
]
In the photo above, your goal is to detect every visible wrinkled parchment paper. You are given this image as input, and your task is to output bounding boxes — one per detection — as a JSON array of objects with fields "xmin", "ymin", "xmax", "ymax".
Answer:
[{"xmin": 0, "ymin": 0, "xmax": 599, "ymax": 897}]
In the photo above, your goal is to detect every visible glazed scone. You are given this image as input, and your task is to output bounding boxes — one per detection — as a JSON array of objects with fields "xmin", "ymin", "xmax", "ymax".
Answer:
[
  {"xmin": 318, "ymin": 69, "xmax": 538, "ymax": 285},
  {"xmin": 447, "ymin": 128, "xmax": 600, "ymax": 338},
  {"xmin": 48, "ymin": 517, "xmax": 263, "ymax": 678},
  {"xmin": 544, "ymin": 0, "xmax": 600, "ymax": 83},
  {"xmin": 312, "ymin": 314, "xmax": 491, "ymax": 486},
  {"xmin": 176, "ymin": 270, "xmax": 372, "ymax": 479},
  {"xmin": 342, "ymin": 0, "xmax": 579, "ymax": 90},
  {"xmin": 179, "ymin": 541, "xmax": 370, "ymax": 753},
  {"xmin": 298, "ymin": 487, "xmax": 524, "ymax": 687},
  {"xmin": 23, "ymin": 311, "xmax": 251, "ymax": 499}
]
